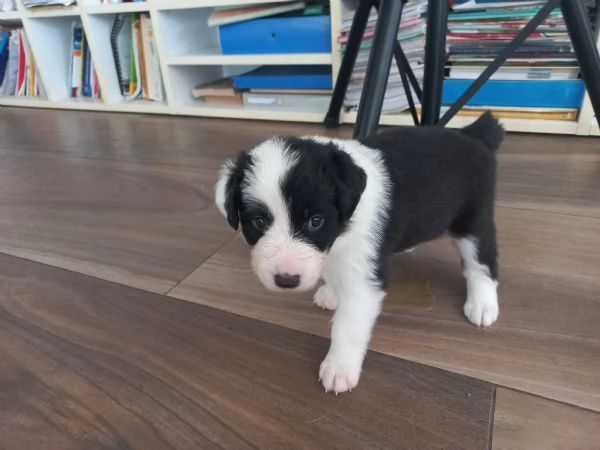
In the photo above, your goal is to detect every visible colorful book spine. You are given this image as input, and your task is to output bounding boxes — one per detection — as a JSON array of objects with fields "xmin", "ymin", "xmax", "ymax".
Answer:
[{"xmin": 69, "ymin": 23, "xmax": 83, "ymax": 97}]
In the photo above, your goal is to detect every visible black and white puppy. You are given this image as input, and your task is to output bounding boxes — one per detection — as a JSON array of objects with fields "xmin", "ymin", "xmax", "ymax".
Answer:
[{"xmin": 215, "ymin": 112, "xmax": 503, "ymax": 394}]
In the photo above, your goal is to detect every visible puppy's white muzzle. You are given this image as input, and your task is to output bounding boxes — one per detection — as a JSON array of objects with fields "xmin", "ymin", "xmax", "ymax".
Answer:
[{"xmin": 250, "ymin": 229, "xmax": 326, "ymax": 292}]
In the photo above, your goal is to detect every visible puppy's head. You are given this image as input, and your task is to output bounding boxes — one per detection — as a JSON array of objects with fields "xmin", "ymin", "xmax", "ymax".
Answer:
[{"xmin": 215, "ymin": 137, "xmax": 366, "ymax": 292}]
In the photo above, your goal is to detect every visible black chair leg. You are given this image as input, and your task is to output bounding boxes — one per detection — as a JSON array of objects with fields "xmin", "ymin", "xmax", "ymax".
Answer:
[
  {"xmin": 354, "ymin": 0, "xmax": 405, "ymax": 139},
  {"xmin": 561, "ymin": 0, "xmax": 600, "ymax": 126},
  {"xmin": 420, "ymin": 0, "xmax": 448, "ymax": 125},
  {"xmin": 324, "ymin": 0, "xmax": 373, "ymax": 129}
]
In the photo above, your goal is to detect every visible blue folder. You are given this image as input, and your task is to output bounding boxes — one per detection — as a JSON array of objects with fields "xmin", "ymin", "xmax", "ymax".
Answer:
[
  {"xmin": 219, "ymin": 15, "xmax": 331, "ymax": 55},
  {"xmin": 442, "ymin": 79, "xmax": 585, "ymax": 108},
  {"xmin": 232, "ymin": 65, "xmax": 333, "ymax": 90}
]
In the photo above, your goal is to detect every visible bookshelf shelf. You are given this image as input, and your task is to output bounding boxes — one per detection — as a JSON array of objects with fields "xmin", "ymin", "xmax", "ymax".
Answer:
[
  {"xmin": 166, "ymin": 51, "xmax": 332, "ymax": 66},
  {"xmin": 83, "ymin": 3, "xmax": 150, "ymax": 15},
  {"xmin": 174, "ymin": 101, "xmax": 326, "ymax": 122},
  {"xmin": 0, "ymin": 11, "xmax": 21, "ymax": 20},
  {"xmin": 152, "ymin": 0, "xmax": 294, "ymax": 12},
  {"xmin": 0, "ymin": 97, "xmax": 51, "ymax": 108},
  {"xmin": 22, "ymin": 6, "xmax": 81, "ymax": 18},
  {"xmin": 0, "ymin": 0, "xmax": 598, "ymax": 136}
]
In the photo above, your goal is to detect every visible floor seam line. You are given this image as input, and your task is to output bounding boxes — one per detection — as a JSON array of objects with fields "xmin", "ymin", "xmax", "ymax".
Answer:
[{"xmin": 164, "ymin": 234, "xmax": 238, "ymax": 296}]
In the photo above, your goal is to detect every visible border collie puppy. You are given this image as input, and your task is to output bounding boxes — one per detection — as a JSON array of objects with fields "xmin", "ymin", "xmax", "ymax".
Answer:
[{"xmin": 215, "ymin": 112, "xmax": 504, "ymax": 394}]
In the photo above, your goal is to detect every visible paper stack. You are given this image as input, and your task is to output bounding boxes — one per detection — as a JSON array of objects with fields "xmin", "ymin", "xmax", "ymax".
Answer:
[
  {"xmin": 339, "ymin": 0, "xmax": 428, "ymax": 113},
  {"xmin": 444, "ymin": 0, "xmax": 586, "ymax": 119}
]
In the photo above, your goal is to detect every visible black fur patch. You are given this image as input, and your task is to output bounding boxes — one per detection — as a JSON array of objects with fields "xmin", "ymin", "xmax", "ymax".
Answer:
[{"xmin": 280, "ymin": 137, "xmax": 366, "ymax": 252}]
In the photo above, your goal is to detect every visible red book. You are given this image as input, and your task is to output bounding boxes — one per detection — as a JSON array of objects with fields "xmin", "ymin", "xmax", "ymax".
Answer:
[{"xmin": 16, "ymin": 30, "xmax": 26, "ymax": 95}]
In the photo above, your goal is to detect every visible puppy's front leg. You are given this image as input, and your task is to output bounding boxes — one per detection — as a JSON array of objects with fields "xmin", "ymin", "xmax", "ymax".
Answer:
[{"xmin": 319, "ymin": 280, "xmax": 385, "ymax": 394}]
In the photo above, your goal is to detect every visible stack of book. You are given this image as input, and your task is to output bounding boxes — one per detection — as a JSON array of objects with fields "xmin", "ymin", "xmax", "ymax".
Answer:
[
  {"xmin": 0, "ymin": 26, "xmax": 44, "ymax": 97},
  {"xmin": 192, "ymin": 67, "xmax": 333, "ymax": 111},
  {"xmin": 69, "ymin": 22, "xmax": 100, "ymax": 99},
  {"xmin": 339, "ymin": 0, "xmax": 428, "ymax": 113},
  {"xmin": 110, "ymin": 13, "xmax": 164, "ymax": 102},
  {"xmin": 444, "ymin": 0, "xmax": 585, "ymax": 121},
  {"xmin": 192, "ymin": 1, "xmax": 332, "ymax": 110}
]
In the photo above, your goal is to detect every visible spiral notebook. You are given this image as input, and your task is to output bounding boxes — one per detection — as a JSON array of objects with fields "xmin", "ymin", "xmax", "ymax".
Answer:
[{"xmin": 110, "ymin": 13, "xmax": 131, "ymax": 96}]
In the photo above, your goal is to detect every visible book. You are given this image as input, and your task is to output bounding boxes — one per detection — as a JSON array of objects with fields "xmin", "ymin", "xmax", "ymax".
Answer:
[
  {"xmin": 442, "ymin": 79, "xmax": 585, "ymax": 108},
  {"xmin": 0, "ymin": 30, "xmax": 19, "ymax": 96},
  {"xmin": 448, "ymin": 65, "xmax": 580, "ymax": 80},
  {"xmin": 207, "ymin": 2, "xmax": 306, "ymax": 27},
  {"xmin": 134, "ymin": 14, "xmax": 147, "ymax": 100},
  {"xmin": 140, "ymin": 13, "xmax": 163, "ymax": 102},
  {"xmin": 127, "ymin": 14, "xmax": 142, "ymax": 100},
  {"xmin": 192, "ymin": 79, "xmax": 239, "ymax": 99},
  {"xmin": 203, "ymin": 93, "xmax": 243, "ymax": 105},
  {"xmin": 419, "ymin": 105, "xmax": 578, "ymax": 121},
  {"xmin": 243, "ymin": 91, "xmax": 330, "ymax": 110},
  {"xmin": 69, "ymin": 22, "xmax": 83, "ymax": 97},
  {"xmin": 232, "ymin": 65, "xmax": 332, "ymax": 90}
]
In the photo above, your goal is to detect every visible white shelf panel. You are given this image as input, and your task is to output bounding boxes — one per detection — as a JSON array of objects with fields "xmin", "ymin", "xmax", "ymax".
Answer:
[
  {"xmin": 167, "ymin": 50, "xmax": 332, "ymax": 66},
  {"xmin": 106, "ymin": 99, "xmax": 170, "ymax": 114},
  {"xmin": 174, "ymin": 102, "xmax": 326, "ymax": 122},
  {"xmin": 21, "ymin": 6, "xmax": 81, "ymax": 17},
  {"xmin": 0, "ymin": 97, "xmax": 52, "ymax": 108},
  {"xmin": 343, "ymin": 111, "xmax": 580, "ymax": 134},
  {"xmin": 153, "ymin": 0, "xmax": 294, "ymax": 11},
  {"xmin": 0, "ymin": 11, "xmax": 21, "ymax": 20},
  {"xmin": 84, "ymin": 3, "xmax": 150, "ymax": 14}
]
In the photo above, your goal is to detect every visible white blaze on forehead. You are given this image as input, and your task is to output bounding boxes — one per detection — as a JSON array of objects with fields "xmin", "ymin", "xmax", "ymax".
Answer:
[{"xmin": 243, "ymin": 138, "xmax": 297, "ymax": 234}]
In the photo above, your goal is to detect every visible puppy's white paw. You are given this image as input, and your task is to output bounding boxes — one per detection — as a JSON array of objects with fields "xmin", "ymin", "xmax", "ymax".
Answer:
[
  {"xmin": 319, "ymin": 350, "xmax": 362, "ymax": 394},
  {"xmin": 313, "ymin": 284, "xmax": 338, "ymax": 311},
  {"xmin": 463, "ymin": 279, "xmax": 499, "ymax": 327}
]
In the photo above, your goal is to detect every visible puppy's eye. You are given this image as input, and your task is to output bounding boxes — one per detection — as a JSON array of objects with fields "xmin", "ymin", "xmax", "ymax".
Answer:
[
  {"xmin": 252, "ymin": 216, "xmax": 268, "ymax": 231},
  {"xmin": 307, "ymin": 215, "xmax": 325, "ymax": 231}
]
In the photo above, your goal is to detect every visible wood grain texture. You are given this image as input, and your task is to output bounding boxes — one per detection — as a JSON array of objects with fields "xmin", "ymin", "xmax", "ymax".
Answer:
[
  {"xmin": 0, "ymin": 109, "xmax": 349, "ymax": 294},
  {"xmin": 492, "ymin": 388, "xmax": 600, "ymax": 450},
  {"xmin": 170, "ymin": 206, "xmax": 600, "ymax": 412},
  {"xmin": 0, "ymin": 252, "xmax": 493, "ymax": 450}
]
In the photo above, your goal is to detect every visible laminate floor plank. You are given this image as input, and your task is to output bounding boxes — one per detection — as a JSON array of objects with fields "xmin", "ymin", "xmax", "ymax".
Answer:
[
  {"xmin": 170, "ymin": 205, "xmax": 600, "ymax": 412},
  {"xmin": 0, "ymin": 153, "xmax": 234, "ymax": 293},
  {"xmin": 0, "ymin": 253, "xmax": 493, "ymax": 450},
  {"xmin": 492, "ymin": 388, "xmax": 600, "ymax": 450}
]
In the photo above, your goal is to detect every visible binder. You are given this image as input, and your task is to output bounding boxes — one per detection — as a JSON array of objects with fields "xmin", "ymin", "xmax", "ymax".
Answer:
[
  {"xmin": 442, "ymin": 79, "xmax": 586, "ymax": 108},
  {"xmin": 110, "ymin": 14, "xmax": 131, "ymax": 96},
  {"xmin": 232, "ymin": 65, "xmax": 333, "ymax": 90},
  {"xmin": 127, "ymin": 14, "xmax": 142, "ymax": 100},
  {"xmin": 219, "ymin": 15, "xmax": 331, "ymax": 54}
]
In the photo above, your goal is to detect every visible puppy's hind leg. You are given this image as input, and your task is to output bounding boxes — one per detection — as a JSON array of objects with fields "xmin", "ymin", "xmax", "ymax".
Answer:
[{"xmin": 453, "ymin": 216, "xmax": 499, "ymax": 327}]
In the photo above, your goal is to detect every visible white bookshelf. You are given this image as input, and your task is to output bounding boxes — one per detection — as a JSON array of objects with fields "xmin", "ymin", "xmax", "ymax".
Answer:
[{"xmin": 0, "ymin": 0, "xmax": 598, "ymax": 134}]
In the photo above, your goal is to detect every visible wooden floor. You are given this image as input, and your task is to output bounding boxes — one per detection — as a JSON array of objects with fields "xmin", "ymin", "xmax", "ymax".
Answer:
[{"xmin": 0, "ymin": 108, "xmax": 599, "ymax": 449}]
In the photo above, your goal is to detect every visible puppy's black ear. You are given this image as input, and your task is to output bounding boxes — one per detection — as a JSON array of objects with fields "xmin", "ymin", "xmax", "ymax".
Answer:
[
  {"xmin": 215, "ymin": 151, "xmax": 250, "ymax": 230},
  {"xmin": 331, "ymin": 150, "xmax": 367, "ymax": 223}
]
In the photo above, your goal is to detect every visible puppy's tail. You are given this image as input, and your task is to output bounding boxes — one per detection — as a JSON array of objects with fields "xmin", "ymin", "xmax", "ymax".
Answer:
[{"xmin": 459, "ymin": 111, "xmax": 504, "ymax": 152}]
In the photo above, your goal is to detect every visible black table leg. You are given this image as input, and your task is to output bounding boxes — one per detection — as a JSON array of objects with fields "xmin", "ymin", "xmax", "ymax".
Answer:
[
  {"xmin": 353, "ymin": 0, "xmax": 405, "ymax": 139},
  {"xmin": 561, "ymin": 0, "xmax": 600, "ymax": 126},
  {"xmin": 324, "ymin": 0, "xmax": 373, "ymax": 129},
  {"xmin": 421, "ymin": 0, "xmax": 448, "ymax": 125}
]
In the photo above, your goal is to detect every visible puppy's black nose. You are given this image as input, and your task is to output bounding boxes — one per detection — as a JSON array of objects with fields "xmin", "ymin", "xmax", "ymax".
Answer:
[{"xmin": 274, "ymin": 273, "xmax": 300, "ymax": 289}]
